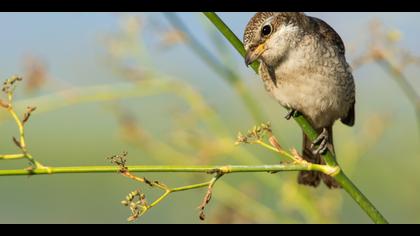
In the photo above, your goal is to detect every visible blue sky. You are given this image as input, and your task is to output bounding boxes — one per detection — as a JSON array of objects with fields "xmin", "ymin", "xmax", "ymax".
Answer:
[{"xmin": 0, "ymin": 12, "xmax": 418, "ymax": 75}]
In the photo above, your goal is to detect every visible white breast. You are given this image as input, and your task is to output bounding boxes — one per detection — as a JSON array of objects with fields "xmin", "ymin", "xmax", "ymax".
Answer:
[{"xmin": 268, "ymin": 47, "xmax": 351, "ymax": 128}]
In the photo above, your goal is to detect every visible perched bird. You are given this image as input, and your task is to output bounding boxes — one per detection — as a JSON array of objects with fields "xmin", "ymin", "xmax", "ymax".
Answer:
[{"xmin": 243, "ymin": 12, "xmax": 355, "ymax": 188}]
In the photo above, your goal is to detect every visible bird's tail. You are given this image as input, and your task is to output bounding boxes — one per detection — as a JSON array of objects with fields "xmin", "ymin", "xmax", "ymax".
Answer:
[{"xmin": 298, "ymin": 126, "xmax": 341, "ymax": 189}]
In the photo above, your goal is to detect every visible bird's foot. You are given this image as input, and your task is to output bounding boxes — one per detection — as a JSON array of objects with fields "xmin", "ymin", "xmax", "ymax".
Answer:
[
  {"xmin": 284, "ymin": 109, "xmax": 299, "ymax": 120},
  {"xmin": 310, "ymin": 128, "xmax": 334, "ymax": 156}
]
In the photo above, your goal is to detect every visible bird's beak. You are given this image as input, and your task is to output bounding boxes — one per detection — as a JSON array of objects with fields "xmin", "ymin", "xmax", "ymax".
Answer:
[{"xmin": 245, "ymin": 43, "xmax": 266, "ymax": 67}]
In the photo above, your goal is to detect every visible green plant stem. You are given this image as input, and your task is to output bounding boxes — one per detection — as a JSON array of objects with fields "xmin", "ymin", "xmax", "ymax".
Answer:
[
  {"xmin": 0, "ymin": 164, "xmax": 329, "ymax": 176},
  {"xmin": 203, "ymin": 12, "xmax": 388, "ymax": 224},
  {"xmin": 164, "ymin": 12, "xmax": 265, "ymax": 123},
  {"xmin": 203, "ymin": 12, "xmax": 260, "ymax": 72},
  {"xmin": 148, "ymin": 181, "xmax": 213, "ymax": 209},
  {"xmin": 296, "ymin": 116, "xmax": 388, "ymax": 223},
  {"xmin": 170, "ymin": 181, "xmax": 212, "ymax": 192},
  {"xmin": 0, "ymin": 154, "xmax": 25, "ymax": 160}
]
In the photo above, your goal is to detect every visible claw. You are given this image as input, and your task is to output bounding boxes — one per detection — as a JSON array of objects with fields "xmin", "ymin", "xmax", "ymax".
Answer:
[
  {"xmin": 312, "ymin": 138, "xmax": 328, "ymax": 155},
  {"xmin": 310, "ymin": 128, "xmax": 331, "ymax": 155},
  {"xmin": 312, "ymin": 128, "xmax": 329, "ymax": 145},
  {"xmin": 285, "ymin": 109, "xmax": 298, "ymax": 120}
]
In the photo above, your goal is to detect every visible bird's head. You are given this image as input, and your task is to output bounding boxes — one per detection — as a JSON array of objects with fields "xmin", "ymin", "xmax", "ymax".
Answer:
[{"xmin": 243, "ymin": 12, "xmax": 308, "ymax": 67}]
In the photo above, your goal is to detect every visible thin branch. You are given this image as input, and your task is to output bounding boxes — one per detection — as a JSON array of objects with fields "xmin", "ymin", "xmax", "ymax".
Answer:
[
  {"xmin": 0, "ymin": 164, "xmax": 328, "ymax": 177},
  {"xmin": 0, "ymin": 76, "xmax": 47, "ymax": 169},
  {"xmin": 0, "ymin": 161, "xmax": 331, "ymax": 222},
  {"xmin": 203, "ymin": 12, "xmax": 388, "ymax": 224},
  {"xmin": 198, "ymin": 173, "xmax": 223, "ymax": 220},
  {"xmin": 0, "ymin": 154, "xmax": 25, "ymax": 160}
]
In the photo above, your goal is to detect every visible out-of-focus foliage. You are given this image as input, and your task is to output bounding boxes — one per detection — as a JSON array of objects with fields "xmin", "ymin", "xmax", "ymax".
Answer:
[{"xmin": 0, "ymin": 13, "xmax": 419, "ymax": 223}]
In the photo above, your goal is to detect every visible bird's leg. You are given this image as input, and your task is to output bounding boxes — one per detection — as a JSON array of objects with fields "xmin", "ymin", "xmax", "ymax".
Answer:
[
  {"xmin": 284, "ymin": 109, "xmax": 299, "ymax": 120},
  {"xmin": 310, "ymin": 128, "xmax": 334, "ymax": 156}
]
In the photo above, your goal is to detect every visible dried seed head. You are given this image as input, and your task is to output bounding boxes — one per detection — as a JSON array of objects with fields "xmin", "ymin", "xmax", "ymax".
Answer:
[
  {"xmin": 2, "ymin": 76, "xmax": 23, "ymax": 94},
  {"xmin": 108, "ymin": 151, "xmax": 128, "ymax": 172},
  {"xmin": 198, "ymin": 185, "xmax": 215, "ymax": 221},
  {"xmin": 290, "ymin": 148, "xmax": 304, "ymax": 161},
  {"xmin": 235, "ymin": 132, "xmax": 248, "ymax": 145},
  {"xmin": 268, "ymin": 136, "xmax": 283, "ymax": 152},
  {"xmin": 122, "ymin": 188, "xmax": 149, "ymax": 222},
  {"xmin": 22, "ymin": 106, "xmax": 37, "ymax": 125},
  {"xmin": 199, "ymin": 211, "xmax": 206, "ymax": 221},
  {"xmin": 0, "ymin": 99, "xmax": 9, "ymax": 109},
  {"xmin": 121, "ymin": 200, "xmax": 129, "ymax": 206},
  {"xmin": 236, "ymin": 122, "xmax": 273, "ymax": 145},
  {"xmin": 143, "ymin": 177, "xmax": 153, "ymax": 187},
  {"xmin": 12, "ymin": 137, "xmax": 22, "ymax": 149}
]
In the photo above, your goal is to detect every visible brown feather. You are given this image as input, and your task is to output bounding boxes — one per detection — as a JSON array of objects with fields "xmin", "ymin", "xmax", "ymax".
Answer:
[
  {"xmin": 309, "ymin": 16, "xmax": 346, "ymax": 55},
  {"xmin": 341, "ymin": 102, "xmax": 355, "ymax": 127}
]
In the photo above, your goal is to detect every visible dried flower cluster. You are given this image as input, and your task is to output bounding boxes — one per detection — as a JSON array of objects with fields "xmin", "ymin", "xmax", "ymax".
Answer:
[
  {"xmin": 0, "ymin": 76, "xmax": 47, "ymax": 170},
  {"xmin": 235, "ymin": 122, "xmax": 272, "ymax": 145},
  {"xmin": 121, "ymin": 189, "xmax": 149, "ymax": 222}
]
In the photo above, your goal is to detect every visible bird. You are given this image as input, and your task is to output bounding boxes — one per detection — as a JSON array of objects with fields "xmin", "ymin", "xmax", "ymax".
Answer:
[{"xmin": 243, "ymin": 12, "xmax": 355, "ymax": 188}]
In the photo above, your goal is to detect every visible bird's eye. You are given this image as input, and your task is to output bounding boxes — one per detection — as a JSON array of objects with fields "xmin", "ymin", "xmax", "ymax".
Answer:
[{"xmin": 261, "ymin": 25, "xmax": 272, "ymax": 37}]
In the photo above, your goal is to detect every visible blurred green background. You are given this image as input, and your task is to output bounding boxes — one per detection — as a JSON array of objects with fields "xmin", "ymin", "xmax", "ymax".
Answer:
[{"xmin": 0, "ymin": 12, "xmax": 419, "ymax": 223}]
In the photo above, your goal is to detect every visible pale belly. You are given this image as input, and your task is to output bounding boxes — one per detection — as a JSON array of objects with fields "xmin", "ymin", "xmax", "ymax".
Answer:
[{"xmin": 269, "ymin": 74, "xmax": 349, "ymax": 129}]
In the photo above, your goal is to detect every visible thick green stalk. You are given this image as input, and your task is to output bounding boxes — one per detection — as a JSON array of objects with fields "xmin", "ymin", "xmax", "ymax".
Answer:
[
  {"xmin": 203, "ymin": 12, "xmax": 388, "ymax": 224},
  {"xmin": 296, "ymin": 116, "xmax": 388, "ymax": 224},
  {"xmin": 164, "ymin": 13, "xmax": 265, "ymax": 123},
  {"xmin": 202, "ymin": 12, "xmax": 260, "ymax": 72},
  {"xmin": 0, "ymin": 164, "xmax": 326, "ymax": 176}
]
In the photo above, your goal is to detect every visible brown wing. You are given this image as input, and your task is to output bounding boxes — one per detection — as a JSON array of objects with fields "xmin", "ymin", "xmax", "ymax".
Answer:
[
  {"xmin": 310, "ymin": 16, "xmax": 355, "ymax": 127},
  {"xmin": 309, "ymin": 16, "xmax": 346, "ymax": 55},
  {"xmin": 341, "ymin": 101, "xmax": 355, "ymax": 127}
]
